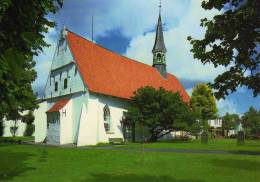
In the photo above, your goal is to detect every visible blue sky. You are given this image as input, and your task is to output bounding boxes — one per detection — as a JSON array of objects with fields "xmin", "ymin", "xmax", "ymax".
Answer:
[{"xmin": 33, "ymin": 0, "xmax": 259, "ymax": 116}]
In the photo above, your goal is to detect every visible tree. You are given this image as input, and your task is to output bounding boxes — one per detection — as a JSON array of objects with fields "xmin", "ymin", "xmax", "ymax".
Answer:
[
  {"xmin": 22, "ymin": 111, "xmax": 35, "ymax": 136},
  {"xmin": 188, "ymin": 0, "xmax": 260, "ymax": 99},
  {"xmin": 190, "ymin": 83, "xmax": 218, "ymax": 129},
  {"xmin": 0, "ymin": 0, "xmax": 63, "ymax": 121},
  {"xmin": 122, "ymin": 86, "xmax": 195, "ymax": 142},
  {"xmin": 242, "ymin": 107, "xmax": 260, "ymax": 137},
  {"xmin": 8, "ymin": 110, "xmax": 21, "ymax": 137},
  {"xmin": 222, "ymin": 112, "xmax": 240, "ymax": 137},
  {"xmin": 0, "ymin": 120, "xmax": 4, "ymax": 137}
]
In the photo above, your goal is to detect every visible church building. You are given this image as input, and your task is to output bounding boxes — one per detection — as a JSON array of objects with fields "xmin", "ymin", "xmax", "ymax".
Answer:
[{"xmin": 34, "ymin": 12, "xmax": 189, "ymax": 146}]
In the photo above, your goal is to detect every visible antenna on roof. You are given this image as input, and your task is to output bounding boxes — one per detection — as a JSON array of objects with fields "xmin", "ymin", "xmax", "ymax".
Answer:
[{"xmin": 92, "ymin": 15, "xmax": 94, "ymax": 42}]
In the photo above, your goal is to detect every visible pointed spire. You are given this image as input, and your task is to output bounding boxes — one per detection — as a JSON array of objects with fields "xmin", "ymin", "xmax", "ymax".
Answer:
[{"xmin": 152, "ymin": 7, "xmax": 167, "ymax": 53}]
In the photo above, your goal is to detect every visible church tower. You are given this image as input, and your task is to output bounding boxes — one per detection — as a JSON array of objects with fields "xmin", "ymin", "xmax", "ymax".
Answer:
[{"xmin": 152, "ymin": 3, "xmax": 167, "ymax": 78}]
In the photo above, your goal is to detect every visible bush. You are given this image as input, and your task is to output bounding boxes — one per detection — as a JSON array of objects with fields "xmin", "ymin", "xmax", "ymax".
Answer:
[{"xmin": 24, "ymin": 124, "xmax": 35, "ymax": 136}]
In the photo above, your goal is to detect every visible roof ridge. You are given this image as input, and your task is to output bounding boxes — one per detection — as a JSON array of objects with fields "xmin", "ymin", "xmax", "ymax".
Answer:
[{"xmin": 67, "ymin": 30, "xmax": 170, "ymax": 73}]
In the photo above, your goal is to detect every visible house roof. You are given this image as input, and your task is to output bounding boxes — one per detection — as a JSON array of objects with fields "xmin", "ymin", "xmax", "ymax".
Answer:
[
  {"xmin": 66, "ymin": 31, "xmax": 189, "ymax": 102},
  {"xmin": 46, "ymin": 99, "xmax": 70, "ymax": 113}
]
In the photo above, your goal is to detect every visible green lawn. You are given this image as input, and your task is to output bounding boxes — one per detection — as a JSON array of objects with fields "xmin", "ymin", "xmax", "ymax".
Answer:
[
  {"xmin": 121, "ymin": 139, "xmax": 260, "ymax": 152},
  {"xmin": 0, "ymin": 140, "xmax": 260, "ymax": 182}
]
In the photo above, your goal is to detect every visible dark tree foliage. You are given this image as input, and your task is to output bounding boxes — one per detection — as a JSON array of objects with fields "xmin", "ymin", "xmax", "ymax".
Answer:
[
  {"xmin": 122, "ymin": 86, "xmax": 195, "ymax": 142},
  {"xmin": 24, "ymin": 124, "xmax": 35, "ymax": 136},
  {"xmin": 22, "ymin": 111, "xmax": 35, "ymax": 125},
  {"xmin": 22, "ymin": 111, "xmax": 35, "ymax": 136},
  {"xmin": 0, "ymin": 120, "xmax": 4, "ymax": 136},
  {"xmin": 242, "ymin": 106, "xmax": 260, "ymax": 136},
  {"xmin": 188, "ymin": 0, "xmax": 260, "ymax": 99},
  {"xmin": 0, "ymin": 0, "xmax": 62, "ymax": 120},
  {"xmin": 222, "ymin": 112, "xmax": 240, "ymax": 137}
]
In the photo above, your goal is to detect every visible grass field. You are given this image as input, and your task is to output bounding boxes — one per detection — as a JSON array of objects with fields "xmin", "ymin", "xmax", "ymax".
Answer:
[
  {"xmin": 0, "ymin": 140, "xmax": 260, "ymax": 182},
  {"xmin": 121, "ymin": 139, "xmax": 260, "ymax": 152}
]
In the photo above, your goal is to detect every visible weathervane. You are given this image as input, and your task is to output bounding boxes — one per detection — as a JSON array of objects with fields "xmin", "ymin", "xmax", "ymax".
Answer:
[{"xmin": 159, "ymin": 0, "xmax": 162, "ymax": 14}]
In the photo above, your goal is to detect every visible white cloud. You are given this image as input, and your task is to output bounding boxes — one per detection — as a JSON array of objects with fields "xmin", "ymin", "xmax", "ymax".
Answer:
[
  {"xmin": 86, "ymin": 0, "xmax": 191, "ymax": 38},
  {"xmin": 217, "ymin": 99, "xmax": 238, "ymax": 116},
  {"xmin": 125, "ymin": 0, "xmax": 227, "ymax": 82}
]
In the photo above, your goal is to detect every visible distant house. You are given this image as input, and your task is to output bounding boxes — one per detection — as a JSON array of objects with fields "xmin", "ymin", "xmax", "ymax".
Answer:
[
  {"xmin": 208, "ymin": 119, "xmax": 223, "ymax": 137},
  {"xmin": 32, "ymin": 12, "xmax": 189, "ymax": 146},
  {"xmin": 208, "ymin": 119, "xmax": 222, "ymax": 128}
]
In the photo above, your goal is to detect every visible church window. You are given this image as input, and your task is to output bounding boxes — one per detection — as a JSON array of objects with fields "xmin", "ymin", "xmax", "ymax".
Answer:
[
  {"xmin": 64, "ymin": 78, "xmax": 68, "ymax": 89},
  {"xmin": 74, "ymin": 66, "xmax": 77, "ymax": 76},
  {"xmin": 157, "ymin": 53, "xmax": 161, "ymax": 58},
  {"xmin": 103, "ymin": 105, "xmax": 111, "ymax": 132},
  {"xmin": 60, "ymin": 73, "xmax": 62, "ymax": 80},
  {"xmin": 55, "ymin": 82, "xmax": 58, "ymax": 92}
]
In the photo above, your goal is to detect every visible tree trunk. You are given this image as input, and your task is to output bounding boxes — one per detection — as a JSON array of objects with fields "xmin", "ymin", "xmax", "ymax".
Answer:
[
  {"xmin": 131, "ymin": 123, "xmax": 135, "ymax": 143},
  {"xmin": 13, "ymin": 120, "xmax": 17, "ymax": 137}
]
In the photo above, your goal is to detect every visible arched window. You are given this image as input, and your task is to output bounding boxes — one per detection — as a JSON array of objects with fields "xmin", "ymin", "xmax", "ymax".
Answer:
[
  {"xmin": 157, "ymin": 53, "xmax": 161, "ymax": 58},
  {"xmin": 103, "ymin": 105, "xmax": 111, "ymax": 132}
]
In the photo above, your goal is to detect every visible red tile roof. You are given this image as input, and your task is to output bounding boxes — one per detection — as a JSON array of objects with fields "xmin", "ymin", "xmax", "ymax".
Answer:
[
  {"xmin": 67, "ymin": 31, "xmax": 190, "ymax": 102},
  {"xmin": 46, "ymin": 99, "xmax": 70, "ymax": 113}
]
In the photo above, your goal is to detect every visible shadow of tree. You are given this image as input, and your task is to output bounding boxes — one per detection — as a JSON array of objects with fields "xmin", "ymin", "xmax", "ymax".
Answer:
[
  {"xmin": 211, "ymin": 159, "xmax": 260, "ymax": 171},
  {"xmin": 229, "ymin": 150, "xmax": 260, "ymax": 156},
  {"xmin": 37, "ymin": 148, "xmax": 48, "ymax": 163},
  {"xmin": 0, "ymin": 146, "xmax": 35, "ymax": 181},
  {"xmin": 83, "ymin": 173, "xmax": 205, "ymax": 182}
]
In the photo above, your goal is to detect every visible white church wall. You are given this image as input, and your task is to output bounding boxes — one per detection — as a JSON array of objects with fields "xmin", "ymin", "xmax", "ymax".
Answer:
[
  {"xmin": 51, "ymin": 31, "xmax": 74, "ymax": 70},
  {"xmin": 77, "ymin": 97, "xmax": 100, "ymax": 146},
  {"xmin": 34, "ymin": 101, "xmax": 48, "ymax": 142},
  {"xmin": 45, "ymin": 63, "xmax": 85, "ymax": 99},
  {"xmin": 60, "ymin": 99, "xmax": 73, "ymax": 144},
  {"xmin": 71, "ymin": 92, "xmax": 88, "ymax": 143},
  {"xmin": 94, "ymin": 93, "xmax": 127, "ymax": 141},
  {"xmin": 77, "ymin": 92, "xmax": 127, "ymax": 146},
  {"xmin": 44, "ymin": 29, "xmax": 85, "ymax": 100}
]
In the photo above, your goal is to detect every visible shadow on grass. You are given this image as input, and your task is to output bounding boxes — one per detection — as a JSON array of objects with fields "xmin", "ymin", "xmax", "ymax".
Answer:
[
  {"xmin": 211, "ymin": 159, "xmax": 260, "ymax": 171},
  {"xmin": 37, "ymin": 148, "xmax": 48, "ymax": 163},
  {"xmin": 83, "ymin": 173, "xmax": 205, "ymax": 182},
  {"xmin": 0, "ymin": 145, "xmax": 35, "ymax": 181}
]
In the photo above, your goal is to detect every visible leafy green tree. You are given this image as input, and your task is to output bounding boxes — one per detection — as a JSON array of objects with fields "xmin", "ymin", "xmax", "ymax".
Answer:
[
  {"xmin": 122, "ymin": 86, "xmax": 195, "ymax": 142},
  {"xmin": 190, "ymin": 83, "xmax": 218, "ymax": 129},
  {"xmin": 22, "ymin": 111, "xmax": 35, "ymax": 125},
  {"xmin": 0, "ymin": 0, "xmax": 62, "ymax": 121},
  {"xmin": 188, "ymin": 0, "xmax": 260, "ymax": 99},
  {"xmin": 189, "ymin": 121, "xmax": 202, "ymax": 139},
  {"xmin": 22, "ymin": 111, "xmax": 35, "ymax": 136},
  {"xmin": 242, "ymin": 107, "xmax": 260, "ymax": 137},
  {"xmin": 222, "ymin": 112, "xmax": 240, "ymax": 137}
]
